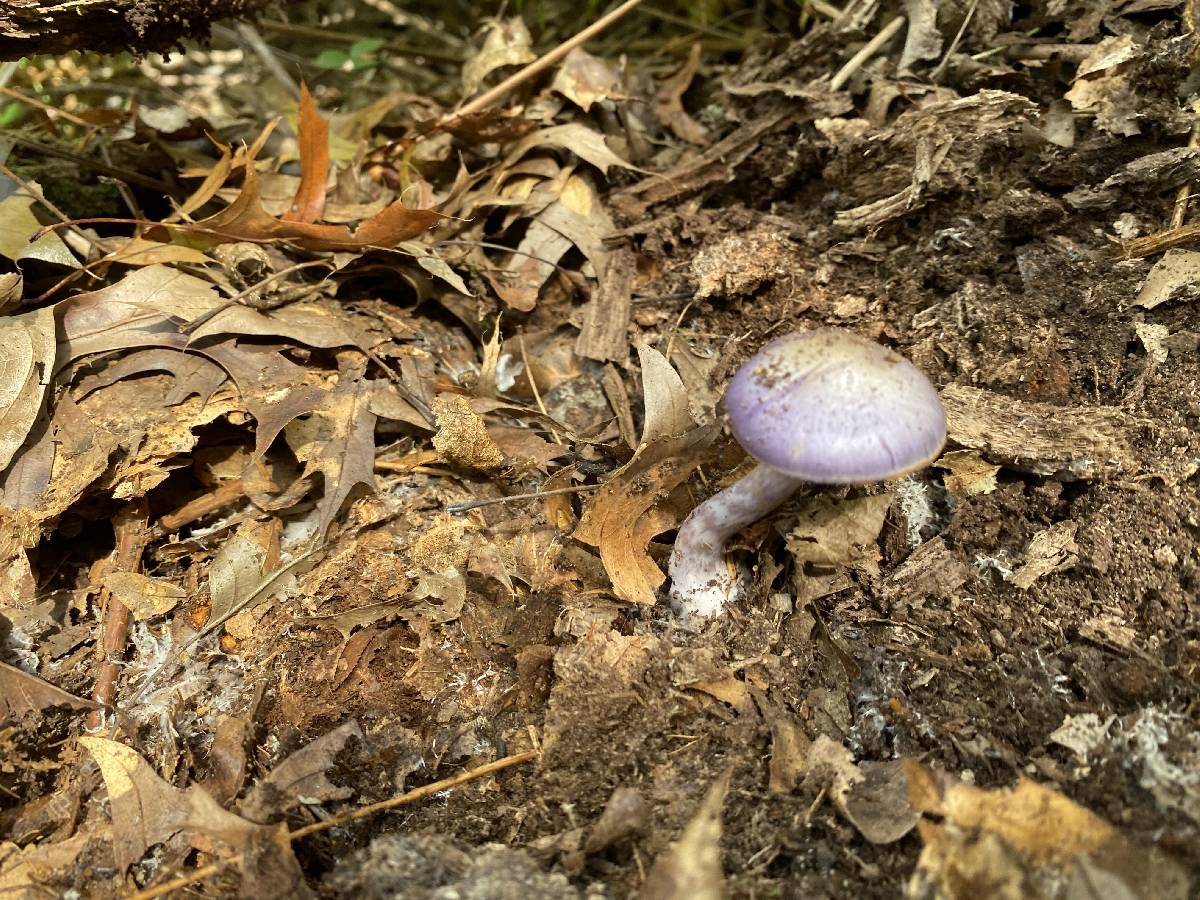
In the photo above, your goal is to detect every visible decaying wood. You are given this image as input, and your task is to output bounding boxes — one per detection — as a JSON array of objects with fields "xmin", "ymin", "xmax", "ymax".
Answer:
[
  {"xmin": 942, "ymin": 384, "xmax": 1141, "ymax": 480},
  {"xmin": 0, "ymin": 0, "xmax": 271, "ymax": 60}
]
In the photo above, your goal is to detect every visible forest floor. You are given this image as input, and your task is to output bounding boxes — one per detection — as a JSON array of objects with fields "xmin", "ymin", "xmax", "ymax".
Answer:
[{"xmin": 0, "ymin": 1, "xmax": 1198, "ymax": 898}]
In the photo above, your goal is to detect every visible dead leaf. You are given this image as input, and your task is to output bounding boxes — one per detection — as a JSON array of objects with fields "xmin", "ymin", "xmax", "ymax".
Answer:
[
  {"xmin": 935, "ymin": 450, "xmax": 1000, "ymax": 495},
  {"xmin": 641, "ymin": 769, "xmax": 730, "ymax": 900},
  {"xmin": 1010, "ymin": 520, "xmax": 1078, "ymax": 589},
  {"xmin": 504, "ymin": 123, "xmax": 639, "ymax": 177},
  {"xmin": 655, "ymin": 44, "xmax": 709, "ymax": 145},
  {"xmin": 552, "ymin": 47, "xmax": 627, "ymax": 112},
  {"xmin": 208, "ymin": 520, "xmax": 277, "ymax": 624},
  {"xmin": 637, "ymin": 343, "xmax": 694, "ymax": 448},
  {"xmin": 0, "ymin": 305, "xmax": 56, "ymax": 472},
  {"xmin": 574, "ymin": 423, "xmax": 717, "ymax": 604},
  {"xmin": 100, "ymin": 571, "xmax": 186, "ymax": 620},
  {"xmin": 0, "ymin": 833, "xmax": 91, "ymax": 900},
  {"xmin": 241, "ymin": 721, "xmax": 362, "ymax": 824},
  {"xmin": 462, "ymin": 17, "xmax": 536, "ymax": 98},
  {"xmin": 0, "ymin": 194, "xmax": 76, "ymax": 267},
  {"xmin": 0, "ymin": 661, "xmax": 100, "ymax": 717},
  {"xmin": 786, "ymin": 493, "xmax": 893, "ymax": 569},
  {"xmin": 904, "ymin": 761, "xmax": 1189, "ymax": 900},
  {"xmin": 79, "ymin": 737, "xmax": 311, "ymax": 897},
  {"xmin": 432, "ymin": 393, "xmax": 505, "ymax": 471},
  {"xmin": 804, "ymin": 736, "xmax": 918, "ymax": 845},
  {"xmin": 77, "ymin": 736, "xmax": 192, "ymax": 871},
  {"xmin": 1065, "ymin": 35, "xmax": 1142, "ymax": 137},
  {"xmin": 282, "ymin": 83, "xmax": 330, "ymax": 224},
  {"xmin": 1133, "ymin": 249, "xmax": 1200, "ymax": 309}
]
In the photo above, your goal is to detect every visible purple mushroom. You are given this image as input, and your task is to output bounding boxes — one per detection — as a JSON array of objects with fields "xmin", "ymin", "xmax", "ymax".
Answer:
[{"xmin": 668, "ymin": 328, "xmax": 947, "ymax": 620}]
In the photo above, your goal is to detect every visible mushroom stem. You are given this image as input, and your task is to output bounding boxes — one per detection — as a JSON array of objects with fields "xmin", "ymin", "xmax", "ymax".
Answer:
[{"xmin": 668, "ymin": 464, "xmax": 803, "ymax": 620}]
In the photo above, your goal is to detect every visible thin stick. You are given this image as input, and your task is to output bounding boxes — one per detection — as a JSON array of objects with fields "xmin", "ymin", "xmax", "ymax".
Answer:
[
  {"xmin": 0, "ymin": 160, "xmax": 99, "ymax": 254},
  {"xmin": 182, "ymin": 259, "xmax": 333, "ymax": 334},
  {"xmin": 829, "ymin": 15, "xmax": 906, "ymax": 91},
  {"xmin": 127, "ymin": 750, "xmax": 538, "ymax": 900},
  {"xmin": 0, "ymin": 84, "xmax": 92, "ymax": 126},
  {"xmin": 447, "ymin": 484, "xmax": 596, "ymax": 514},
  {"xmin": 88, "ymin": 502, "xmax": 149, "ymax": 728},
  {"xmin": 808, "ymin": 0, "xmax": 845, "ymax": 18},
  {"xmin": 441, "ymin": 0, "xmax": 645, "ymax": 126}
]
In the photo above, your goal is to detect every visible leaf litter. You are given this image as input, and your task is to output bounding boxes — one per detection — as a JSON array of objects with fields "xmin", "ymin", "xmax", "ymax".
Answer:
[{"xmin": 2, "ymin": 1, "xmax": 1199, "ymax": 898}]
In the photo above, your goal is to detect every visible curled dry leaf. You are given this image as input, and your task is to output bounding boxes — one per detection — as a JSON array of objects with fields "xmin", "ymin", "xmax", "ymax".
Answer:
[
  {"xmin": 1009, "ymin": 520, "xmax": 1079, "ymax": 590},
  {"xmin": 241, "ymin": 721, "xmax": 362, "ymax": 824},
  {"xmin": 0, "ymin": 305, "xmax": 56, "ymax": 473},
  {"xmin": 462, "ymin": 17, "xmax": 535, "ymax": 97}
]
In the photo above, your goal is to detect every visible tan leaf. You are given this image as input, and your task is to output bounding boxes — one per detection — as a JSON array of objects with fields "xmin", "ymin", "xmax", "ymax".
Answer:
[
  {"xmin": 504, "ymin": 123, "xmax": 639, "ymax": 177},
  {"xmin": 0, "ymin": 305, "xmax": 56, "ymax": 472},
  {"xmin": 642, "ymin": 769, "xmax": 730, "ymax": 900},
  {"xmin": 462, "ymin": 17, "xmax": 535, "ymax": 97},
  {"xmin": 903, "ymin": 760, "xmax": 1188, "ymax": 900},
  {"xmin": 786, "ymin": 493, "xmax": 893, "ymax": 568},
  {"xmin": 431, "ymin": 393, "xmax": 505, "ymax": 471},
  {"xmin": 101, "ymin": 571, "xmax": 186, "ymax": 620},
  {"xmin": 0, "ymin": 661, "xmax": 99, "ymax": 717},
  {"xmin": 574, "ymin": 424, "xmax": 716, "ymax": 604},
  {"xmin": 77, "ymin": 737, "xmax": 190, "ymax": 871},
  {"xmin": 1010, "ymin": 519, "xmax": 1078, "ymax": 589},
  {"xmin": 935, "ymin": 449, "xmax": 1000, "ymax": 495},
  {"xmin": 636, "ymin": 343, "xmax": 693, "ymax": 449},
  {"xmin": 551, "ymin": 47, "xmax": 627, "ymax": 112},
  {"xmin": 0, "ymin": 194, "xmax": 76, "ymax": 267},
  {"xmin": 241, "ymin": 721, "xmax": 362, "ymax": 824},
  {"xmin": 1133, "ymin": 248, "xmax": 1200, "ymax": 309}
]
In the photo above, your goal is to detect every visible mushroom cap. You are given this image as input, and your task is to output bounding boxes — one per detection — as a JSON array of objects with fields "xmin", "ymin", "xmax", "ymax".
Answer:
[{"xmin": 725, "ymin": 329, "xmax": 946, "ymax": 484}]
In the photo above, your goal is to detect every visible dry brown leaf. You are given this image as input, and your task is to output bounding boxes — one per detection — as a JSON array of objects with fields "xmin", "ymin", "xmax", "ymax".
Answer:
[
  {"xmin": 935, "ymin": 450, "xmax": 1000, "ymax": 495},
  {"xmin": 0, "ymin": 832, "xmax": 91, "ymax": 900},
  {"xmin": 551, "ymin": 46, "xmax": 627, "ymax": 112},
  {"xmin": 462, "ymin": 17, "xmax": 536, "ymax": 98},
  {"xmin": 655, "ymin": 44, "xmax": 709, "ymax": 145},
  {"xmin": 0, "ymin": 194, "xmax": 76, "ymax": 267},
  {"xmin": 150, "ymin": 120, "xmax": 440, "ymax": 253},
  {"xmin": 432, "ymin": 393, "xmax": 505, "ymax": 471},
  {"xmin": 786, "ymin": 493, "xmax": 893, "ymax": 569},
  {"xmin": 100, "ymin": 571, "xmax": 186, "ymax": 621},
  {"xmin": 285, "ymin": 360, "xmax": 378, "ymax": 537},
  {"xmin": 641, "ymin": 769, "xmax": 730, "ymax": 900},
  {"xmin": 241, "ymin": 721, "xmax": 362, "ymax": 824},
  {"xmin": 0, "ymin": 305, "xmax": 56, "ymax": 472},
  {"xmin": 574, "ymin": 424, "xmax": 716, "ymax": 604},
  {"xmin": 1064, "ymin": 35, "xmax": 1142, "ymax": 137},
  {"xmin": 1133, "ymin": 249, "xmax": 1200, "ymax": 309},
  {"xmin": 282, "ymin": 83, "xmax": 330, "ymax": 225},
  {"xmin": 77, "ymin": 736, "xmax": 192, "ymax": 871},
  {"xmin": 56, "ymin": 265, "xmax": 226, "ymax": 363},
  {"xmin": 79, "ymin": 737, "xmax": 311, "ymax": 897},
  {"xmin": 74, "ymin": 349, "xmax": 228, "ymax": 408},
  {"xmin": 904, "ymin": 761, "xmax": 1189, "ymax": 900},
  {"xmin": 0, "ymin": 661, "xmax": 100, "ymax": 717},
  {"xmin": 208, "ymin": 520, "xmax": 277, "ymax": 624},
  {"xmin": 804, "ymin": 736, "xmax": 918, "ymax": 845},
  {"xmin": 504, "ymin": 123, "xmax": 639, "ymax": 177},
  {"xmin": 1010, "ymin": 520, "xmax": 1078, "ymax": 590}
]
